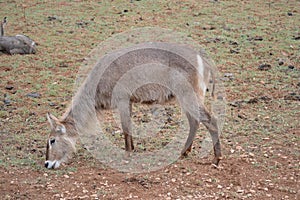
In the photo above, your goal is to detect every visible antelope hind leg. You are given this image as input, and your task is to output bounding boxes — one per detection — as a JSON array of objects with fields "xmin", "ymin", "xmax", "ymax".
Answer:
[
  {"xmin": 181, "ymin": 112, "xmax": 199, "ymax": 156},
  {"xmin": 200, "ymin": 107, "xmax": 222, "ymax": 165}
]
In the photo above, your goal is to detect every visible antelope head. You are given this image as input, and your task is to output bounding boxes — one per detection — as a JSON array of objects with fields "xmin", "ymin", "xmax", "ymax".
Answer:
[{"xmin": 45, "ymin": 113, "xmax": 76, "ymax": 169}]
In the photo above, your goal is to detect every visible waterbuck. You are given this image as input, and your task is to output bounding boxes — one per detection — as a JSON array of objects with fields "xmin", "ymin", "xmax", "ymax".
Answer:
[
  {"xmin": 45, "ymin": 42, "xmax": 222, "ymax": 169},
  {"xmin": 0, "ymin": 17, "xmax": 36, "ymax": 54}
]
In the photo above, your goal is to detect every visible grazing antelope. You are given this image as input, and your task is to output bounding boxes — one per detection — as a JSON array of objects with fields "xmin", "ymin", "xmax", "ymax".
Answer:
[
  {"xmin": 45, "ymin": 42, "xmax": 222, "ymax": 169},
  {"xmin": 0, "ymin": 17, "xmax": 36, "ymax": 54}
]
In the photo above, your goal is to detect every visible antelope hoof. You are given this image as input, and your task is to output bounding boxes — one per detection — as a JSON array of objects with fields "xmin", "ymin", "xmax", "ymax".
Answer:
[
  {"xmin": 181, "ymin": 145, "xmax": 193, "ymax": 157},
  {"xmin": 212, "ymin": 156, "xmax": 222, "ymax": 166},
  {"xmin": 181, "ymin": 149, "xmax": 191, "ymax": 157}
]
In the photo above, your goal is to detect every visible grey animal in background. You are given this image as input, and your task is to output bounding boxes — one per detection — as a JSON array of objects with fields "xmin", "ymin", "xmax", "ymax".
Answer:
[
  {"xmin": 0, "ymin": 17, "xmax": 36, "ymax": 55},
  {"xmin": 0, "ymin": 17, "xmax": 6, "ymax": 36}
]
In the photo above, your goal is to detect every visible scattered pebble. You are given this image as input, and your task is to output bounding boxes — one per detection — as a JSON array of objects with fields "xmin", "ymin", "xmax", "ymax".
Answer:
[
  {"xmin": 202, "ymin": 25, "xmax": 216, "ymax": 30},
  {"xmin": 76, "ymin": 21, "xmax": 89, "ymax": 28},
  {"xmin": 3, "ymin": 94, "xmax": 11, "ymax": 106},
  {"xmin": 278, "ymin": 59, "xmax": 284, "ymax": 65},
  {"xmin": 26, "ymin": 92, "xmax": 41, "ymax": 98},
  {"xmin": 249, "ymin": 152, "xmax": 255, "ymax": 157},
  {"xmin": 47, "ymin": 16, "xmax": 62, "ymax": 22},
  {"xmin": 224, "ymin": 73, "xmax": 234, "ymax": 80},
  {"xmin": 288, "ymin": 65, "xmax": 294, "ymax": 69},
  {"xmin": 230, "ymin": 48, "xmax": 240, "ymax": 54},
  {"xmin": 64, "ymin": 174, "xmax": 69, "ymax": 179},
  {"xmin": 248, "ymin": 36, "xmax": 263, "ymax": 41},
  {"xmin": 49, "ymin": 102, "xmax": 56, "ymax": 106},
  {"xmin": 5, "ymin": 85, "xmax": 14, "ymax": 90},
  {"xmin": 237, "ymin": 189, "xmax": 244, "ymax": 193},
  {"xmin": 258, "ymin": 63, "xmax": 271, "ymax": 71}
]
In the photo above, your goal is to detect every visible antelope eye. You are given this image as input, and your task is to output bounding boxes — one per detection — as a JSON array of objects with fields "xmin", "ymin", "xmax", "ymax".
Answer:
[{"xmin": 50, "ymin": 138, "xmax": 56, "ymax": 145}]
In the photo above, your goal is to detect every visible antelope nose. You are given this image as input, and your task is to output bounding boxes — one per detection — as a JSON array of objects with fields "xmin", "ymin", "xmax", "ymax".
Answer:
[{"xmin": 45, "ymin": 161, "xmax": 49, "ymax": 168}]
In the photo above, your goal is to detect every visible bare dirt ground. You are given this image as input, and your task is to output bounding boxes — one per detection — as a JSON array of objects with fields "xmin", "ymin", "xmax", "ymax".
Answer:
[{"xmin": 0, "ymin": 0, "xmax": 299, "ymax": 199}]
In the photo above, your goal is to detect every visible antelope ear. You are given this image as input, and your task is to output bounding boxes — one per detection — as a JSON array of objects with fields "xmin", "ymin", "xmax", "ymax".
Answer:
[{"xmin": 46, "ymin": 112, "xmax": 59, "ymax": 130}]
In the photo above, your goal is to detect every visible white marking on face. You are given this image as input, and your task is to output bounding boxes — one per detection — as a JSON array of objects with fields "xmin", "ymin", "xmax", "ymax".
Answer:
[
  {"xmin": 45, "ymin": 160, "xmax": 61, "ymax": 169},
  {"xmin": 56, "ymin": 125, "xmax": 66, "ymax": 134},
  {"xmin": 197, "ymin": 54, "xmax": 207, "ymax": 95},
  {"xmin": 48, "ymin": 140, "xmax": 52, "ymax": 150},
  {"xmin": 61, "ymin": 126, "xmax": 66, "ymax": 134}
]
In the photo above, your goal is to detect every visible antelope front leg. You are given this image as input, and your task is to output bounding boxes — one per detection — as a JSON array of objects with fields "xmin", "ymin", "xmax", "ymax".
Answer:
[
  {"xmin": 124, "ymin": 133, "xmax": 134, "ymax": 151},
  {"xmin": 119, "ymin": 103, "xmax": 134, "ymax": 152}
]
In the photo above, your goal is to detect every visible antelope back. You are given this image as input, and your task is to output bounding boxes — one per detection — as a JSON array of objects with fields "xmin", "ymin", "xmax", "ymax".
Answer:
[{"xmin": 87, "ymin": 42, "xmax": 212, "ymax": 109}]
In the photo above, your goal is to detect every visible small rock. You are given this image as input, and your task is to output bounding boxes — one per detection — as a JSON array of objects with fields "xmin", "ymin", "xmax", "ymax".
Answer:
[
  {"xmin": 78, "ymin": 195, "xmax": 89, "ymax": 199},
  {"xmin": 236, "ymin": 146, "xmax": 243, "ymax": 150},
  {"xmin": 47, "ymin": 16, "xmax": 59, "ymax": 21},
  {"xmin": 64, "ymin": 174, "xmax": 69, "ymax": 178},
  {"xmin": 224, "ymin": 73, "xmax": 234, "ymax": 79},
  {"xmin": 49, "ymin": 102, "xmax": 56, "ymax": 107},
  {"xmin": 4, "ymin": 99, "xmax": 11, "ymax": 106},
  {"xmin": 248, "ymin": 36, "xmax": 263, "ymax": 41},
  {"xmin": 3, "ymin": 94, "xmax": 11, "ymax": 106},
  {"xmin": 229, "ymin": 100, "xmax": 243, "ymax": 107},
  {"xmin": 202, "ymin": 25, "xmax": 216, "ymax": 30},
  {"xmin": 258, "ymin": 63, "xmax": 271, "ymax": 71},
  {"xmin": 83, "ymin": 189, "xmax": 88, "ymax": 193},
  {"xmin": 26, "ymin": 92, "xmax": 41, "ymax": 98},
  {"xmin": 53, "ymin": 194, "xmax": 60, "ymax": 198},
  {"xmin": 59, "ymin": 62, "xmax": 68, "ymax": 68},
  {"xmin": 264, "ymin": 153, "xmax": 269, "ymax": 158},
  {"xmin": 229, "ymin": 40, "xmax": 238, "ymax": 45},
  {"xmin": 76, "ymin": 21, "xmax": 89, "ymax": 28},
  {"xmin": 230, "ymin": 49, "xmax": 240, "ymax": 54},
  {"xmin": 90, "ymin": 194, "xmax": 98, "ymax": 198},
  {"xmin": 288, "ymin": 65, "xmax": 294, "ymax": 69},
  {"xmin": 237, "ymin": 189, "xmax": 244, "ymax": 193},
  {"xmin": 5, "ymin": 85, "xmax": 14, "ymax": 90},
  {"xmin": 278, "ymin": 59, "xmax": 284, "ymax": 65}
]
